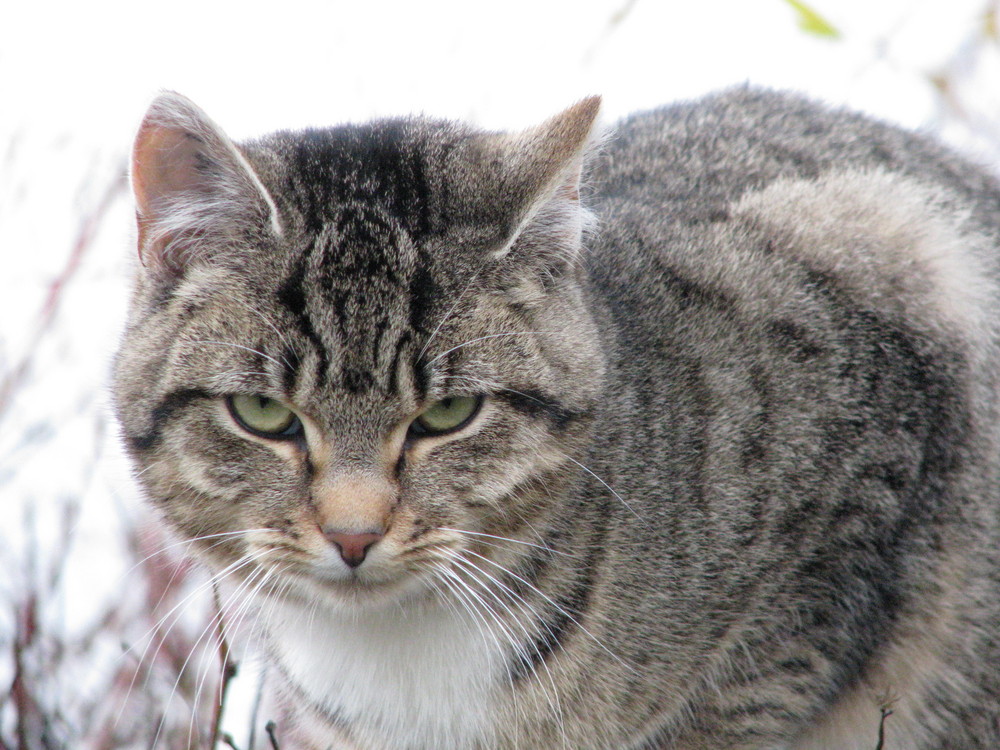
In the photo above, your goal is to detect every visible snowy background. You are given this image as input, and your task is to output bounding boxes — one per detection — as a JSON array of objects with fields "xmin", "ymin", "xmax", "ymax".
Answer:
[{"xmin": 2, "ymin": 0, "xmax": 999, "ymax": 747}]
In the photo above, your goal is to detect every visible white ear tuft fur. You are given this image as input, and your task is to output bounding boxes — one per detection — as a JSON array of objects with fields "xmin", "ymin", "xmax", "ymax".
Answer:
[{"xmin": 490, "ymin": 96, "xmax": 603, "ymax": 262}]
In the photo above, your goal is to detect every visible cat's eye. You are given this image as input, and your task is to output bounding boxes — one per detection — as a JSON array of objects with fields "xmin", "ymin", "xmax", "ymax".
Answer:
[
  {"xmin": 227, "ymin": 395, "xmax": 303, "ymax": 439},
  {"xmin": 409, "ymin": 396, "xmax": 482, "ymax": 437}
]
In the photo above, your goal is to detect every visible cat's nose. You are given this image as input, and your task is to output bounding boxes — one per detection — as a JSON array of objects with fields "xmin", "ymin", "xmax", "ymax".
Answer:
[{"xmin": 323, "ymin": 528, "xmax": 383, "ymax": 568}]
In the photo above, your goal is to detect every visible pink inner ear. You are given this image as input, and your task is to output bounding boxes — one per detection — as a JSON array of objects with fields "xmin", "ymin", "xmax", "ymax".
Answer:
[
  {"xmin": 131, "ymin": 122, "xmax": 204, "ymax": 273},
  {"xmin": 133, "ymin": 125, "xmax": 206, "ymax": 216},
  {"xmin": 129, "ymin": 92, "xmax": 279, "ymax": 280}
]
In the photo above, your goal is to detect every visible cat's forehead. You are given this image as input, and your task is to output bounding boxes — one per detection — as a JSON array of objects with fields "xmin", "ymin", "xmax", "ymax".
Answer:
[
  {"xmin": 249, "ymin": 118, "xmax": 461, "ymax": 241},
  {"xmin": 206, "ymin": 229, "xmax": 475, "ymax": 411}
]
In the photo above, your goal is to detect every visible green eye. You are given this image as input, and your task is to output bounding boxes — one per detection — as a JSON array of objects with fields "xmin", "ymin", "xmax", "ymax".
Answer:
[
  {"xmin": 227, "ymin": 395, "xmax": 302, "ymax": 438},
  {"xmin": 410, "ymin": 396, "xmax": 482, "ymax": 437}
]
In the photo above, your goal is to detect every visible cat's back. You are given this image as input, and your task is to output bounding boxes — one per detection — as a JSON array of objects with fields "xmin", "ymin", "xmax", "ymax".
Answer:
[
  {"xmin": 583, "ymin": 87, "xmax": 1000, "ymax": 537},
  {"xmin": 584, "ymin": 86, "xmax": 1000, "ymax": 366},
  {"xmin": 576, "ymin": 87, "xmax": 1000, "ymax": 748},
  {"xmin": 588, "ymin": 86, "xmax": 1000, "ymax": 235}
]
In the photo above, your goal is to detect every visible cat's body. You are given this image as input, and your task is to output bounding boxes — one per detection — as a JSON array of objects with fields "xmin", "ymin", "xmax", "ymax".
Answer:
[{"xmin": 115, "ymin": 87, "xmax": 1000, "ymax": 749}]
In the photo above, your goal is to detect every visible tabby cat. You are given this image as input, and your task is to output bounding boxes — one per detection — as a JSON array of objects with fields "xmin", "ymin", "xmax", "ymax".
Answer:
[{"xmin": 114, "ymin": 87, "xmax": 1000, "ymax": 749}]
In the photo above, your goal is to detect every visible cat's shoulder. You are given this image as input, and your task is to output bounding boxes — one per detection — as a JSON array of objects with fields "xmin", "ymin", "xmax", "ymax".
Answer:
[{"xmin": 588, "ymin": 86, "xmax": 1000, "ymax": 247}]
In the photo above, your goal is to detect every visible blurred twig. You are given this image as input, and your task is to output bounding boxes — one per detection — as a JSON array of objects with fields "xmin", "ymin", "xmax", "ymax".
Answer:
[
  {"xmin": 582, "ymin": 0, "xmax": 639, "ymax": 65},
  {"xmin": 11, "ymin": 594, "xmax": 42, "ymax": 750},
  {"xmin": 265, "ymin": 721, "xmax": 280, "ymax": 750},
  {"xmin": 875, "ymin": 705, "xmax": 894, "ymax": 750},
  {"xmin": 209, "ymin": 585, "xmax": 238, "ymax": 750},
  {"xmin": 0, "ymin": 168, "xmax": 127, "ymax": 418},
  {"xmin": 924, "ymin": 0, "xmax": 1000, "ymax": 169}
]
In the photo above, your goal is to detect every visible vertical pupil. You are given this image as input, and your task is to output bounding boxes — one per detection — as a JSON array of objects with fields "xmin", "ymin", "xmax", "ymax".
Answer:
[{"xmin": 257, "ymin": 396, "xmax": 270, "ymax": 410}]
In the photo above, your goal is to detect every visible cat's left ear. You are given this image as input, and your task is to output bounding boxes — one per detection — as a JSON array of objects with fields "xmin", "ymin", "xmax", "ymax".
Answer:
[
  {"xmin": 450, "ymin": 96, "xmax": 602, "ymax": 262},
  {"xmin": 131, "ymin": 92, "xmax": 281, "ymax": 283}
]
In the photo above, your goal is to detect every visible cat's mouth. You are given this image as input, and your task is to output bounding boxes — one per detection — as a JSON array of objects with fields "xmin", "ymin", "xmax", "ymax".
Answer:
[
  {"xmin": 264, "ymin": 554, "xmax": 440, "ymax": 611},
  {"xmin": 240, "ymin": 526, "xmax": 480, "ymax": 611}
]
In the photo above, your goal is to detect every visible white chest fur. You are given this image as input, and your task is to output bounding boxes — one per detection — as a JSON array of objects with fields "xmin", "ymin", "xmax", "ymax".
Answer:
[{"xmin": 259, "ymin": 595, "xmax": 508, "ymax": 750}]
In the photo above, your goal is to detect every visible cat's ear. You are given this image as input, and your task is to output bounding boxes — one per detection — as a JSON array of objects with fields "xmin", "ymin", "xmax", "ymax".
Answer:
[
  {"xmin": 453, "ymin": 96, "xmax": 602, "ymax": 261},
  {"xmin": 131, "ymin": 92, "xmax": 281, "ymax": 282}
]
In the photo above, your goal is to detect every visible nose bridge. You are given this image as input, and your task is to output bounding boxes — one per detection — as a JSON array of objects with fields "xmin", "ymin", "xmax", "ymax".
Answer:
[
  {"xmin": 312, "ymin": 467, "xmax": 395, "ymax": 533},
  {"xmin": 327, "ymin": 408, "xmax": 387, "ymax": 463}
]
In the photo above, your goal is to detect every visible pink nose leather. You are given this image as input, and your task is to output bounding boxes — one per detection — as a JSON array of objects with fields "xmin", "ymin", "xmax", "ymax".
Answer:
[{"xmin": 323, "ymin": 529, "xmax": 383, "ymax": 568}]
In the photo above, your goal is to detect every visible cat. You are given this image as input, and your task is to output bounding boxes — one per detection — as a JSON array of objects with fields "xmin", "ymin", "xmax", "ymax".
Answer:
[{"xmin": 113, "ymin": 86, "xmax": 1000, "ymax": 749}]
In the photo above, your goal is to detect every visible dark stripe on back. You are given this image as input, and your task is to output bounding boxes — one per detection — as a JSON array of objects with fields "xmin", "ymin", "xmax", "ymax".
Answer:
[
  {"xmin": 661, "ymin": 262, "xmax": 737, "ymax": 314},
  {"xmin": 766, "ymin": 318, "xmax": 826, "ymax": 361}
]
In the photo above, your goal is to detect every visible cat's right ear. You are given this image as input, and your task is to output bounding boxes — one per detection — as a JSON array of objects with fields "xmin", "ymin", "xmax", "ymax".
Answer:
[{"xmin": 131, "ymin": 92, "xmax": 281, "ymax": 282}]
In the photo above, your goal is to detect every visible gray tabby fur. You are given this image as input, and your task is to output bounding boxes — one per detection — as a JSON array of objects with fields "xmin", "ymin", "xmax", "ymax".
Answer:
[{"xmin": 114, "ymin": 87, "xmax": 1000, "ymax": 749}]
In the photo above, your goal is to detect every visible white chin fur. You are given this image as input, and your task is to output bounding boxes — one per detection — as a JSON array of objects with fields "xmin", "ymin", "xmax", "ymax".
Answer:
[{"xmin": 257, "ymin": 589, "xmax": 506, "ymax": 750}]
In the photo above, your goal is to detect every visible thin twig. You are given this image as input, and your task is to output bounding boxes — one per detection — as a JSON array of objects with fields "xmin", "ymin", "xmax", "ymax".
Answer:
[
  {"xmin": 875, "ymin": 704, "xmax": 895, "ymax": 750},
  {"xmin": 265, "ymin": 720, "xmax": 281, "ymax": 750},
  {"xmin": 209, "ymin": 584, "xmax": 239, "ymax": 749},
  {"xmin": 246, "ymin": 664, "xmax": 267, "ymax": 750},
  {"xmin": 11, "ymin": 594, "xmax": 42, "ymax": 748},
  {"xmin": 0, "ymin": 168, "xmax": 126, "ymax": 417}
]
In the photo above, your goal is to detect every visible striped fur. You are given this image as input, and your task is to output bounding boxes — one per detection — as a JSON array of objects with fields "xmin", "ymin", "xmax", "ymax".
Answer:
[{"xmin": 115, "ymin": 88, "xmax": 1000, "ymax": 748}]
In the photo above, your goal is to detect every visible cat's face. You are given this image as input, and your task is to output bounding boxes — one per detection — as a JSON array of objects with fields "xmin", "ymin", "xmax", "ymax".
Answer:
[{"xmin": 115, "ymin": 93, "xmax": 604, "ymax": 612}]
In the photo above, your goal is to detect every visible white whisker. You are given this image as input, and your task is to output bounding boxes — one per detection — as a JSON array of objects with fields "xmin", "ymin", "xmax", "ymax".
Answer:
[
  {"xmin": 448, "ymin": 374, "xmax": 553, "ymax": 409},
  {"xmin": 429, "ymin": 560, "xmax": 509, "ymax": 665},
  {"xmin": 117, "ymin": 551, "xmax": 264, "ymax": 731},
  {"xmin": 427, "ymin": 331, "xmax": 555, "ymax": 367},
  {"xmin": 443, "ymin": 550, "xmax": 569, "ymax": 747},
  {"xmin": 191, "ymin": 340, "xmax": 285, "ymax": 368},
  {"xmin": 238, "ymin": 303, "xmax": 297, "ymax": 371},
  {"xmin": 144, "ymin": 552, "xmax": 269, "ymax": 748},
  {"xmin": 121, "ymin": 528, "xmax": 271, "ymax": 583},
  {"xmin": 560, "ymin": 453, "xmax": 642, "ymax": 520},
  {"xmin": 417, "ymin": 265, "xmax": 488, "ymax": 362},
  {"xmin": 463, "ymin": 548, "xmax": 633, "ymax": 674},
  {"xmin": 182, "ymin": 561, "xmax": 273, "ymax": 747},
  {"xmin": 439, "ymin": 527, "xmax": 577, "ymax": 559}
]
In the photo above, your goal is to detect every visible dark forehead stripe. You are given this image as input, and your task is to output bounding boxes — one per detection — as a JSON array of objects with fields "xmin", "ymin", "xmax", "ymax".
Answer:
[
  {"xmin": 317, "ymin": 208, "xmax": 415, "ymax": 395},
  {"xmin": 277, "ymin": 241, "xmax": 411, "ymax": 397},
  {"xmin": 315, "ymin": 204, "xmax": 403, "ymax": 288},
  {"xmin": 280, "ymin": 346, "xmax": 301, "ymax": 394},
  {"xmin": 282, "ymin": 120, "xmax": 435, "ymax": 240},
  {"xmin": 277, "ymin": 248, "xmax": 330, "ymax": 388},
  {"xmin": 407, "ymin": 261, "xmax": 439, "ymax": 338},
  {"xmin": 271, "ymin": 121, "xmax": 446, "ymax": 396}
]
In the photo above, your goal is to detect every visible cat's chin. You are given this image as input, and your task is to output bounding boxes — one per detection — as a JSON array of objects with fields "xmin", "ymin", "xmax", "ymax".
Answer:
[{"xmin": 273, "ymin": 566, "xmax": 441, "ymax": 615}]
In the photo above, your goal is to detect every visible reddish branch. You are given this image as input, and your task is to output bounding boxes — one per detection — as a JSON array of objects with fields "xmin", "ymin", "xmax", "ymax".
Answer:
[
  {"xmin": 0, "ymin": 169, "xmax": 127, "ymax": 416},
  {"xmin": 209, "ymin": 585, "xmax": 238, "ymax": 750}
]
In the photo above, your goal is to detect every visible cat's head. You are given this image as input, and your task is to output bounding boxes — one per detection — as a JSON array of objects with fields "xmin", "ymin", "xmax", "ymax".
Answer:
[{"xmin": 114, "ymin": 92, "xmax": 605, "ymax": 611}]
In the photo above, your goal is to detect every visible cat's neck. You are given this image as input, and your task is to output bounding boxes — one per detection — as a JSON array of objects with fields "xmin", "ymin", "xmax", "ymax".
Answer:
[{"xmin": 256, "ymin": 589, "xmax": 508, "ymax": 750}]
